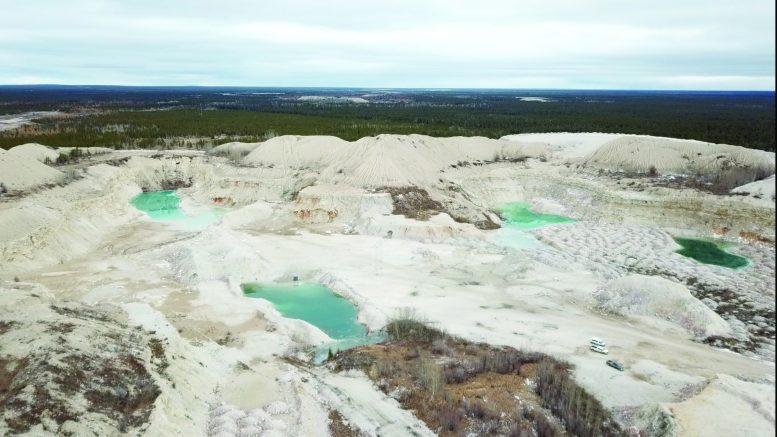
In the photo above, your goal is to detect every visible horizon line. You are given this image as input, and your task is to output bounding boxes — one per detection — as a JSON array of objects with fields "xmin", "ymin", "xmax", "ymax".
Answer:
[{"xmin": 0, "ymin": 84, "xmax": 774, "ymax": 93}]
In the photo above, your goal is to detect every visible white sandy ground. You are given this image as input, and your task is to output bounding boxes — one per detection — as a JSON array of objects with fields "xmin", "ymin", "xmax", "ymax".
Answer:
[{"xmin": 1, "ymin": 133, "xmax": 775, "ymax": 436}]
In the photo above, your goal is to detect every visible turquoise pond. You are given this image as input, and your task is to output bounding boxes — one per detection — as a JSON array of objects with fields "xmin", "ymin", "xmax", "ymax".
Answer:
[
  {"xmin": 490, "ymin": 202, "xmax": 574, "ymax": 249},
  {"xmin": 131, "ymin": 190, "xmax": 223, "ymax": 230},
  {"xmin": 674, "ymin": 237, "xmax": 749, "ymax": 269},
  {"xmin": 495, "ymin": 202, "xmax": 575, "ymax": 229},
  {"xmin": 241, "ymin": 282, "xmax": 385, "ymax": 362}
]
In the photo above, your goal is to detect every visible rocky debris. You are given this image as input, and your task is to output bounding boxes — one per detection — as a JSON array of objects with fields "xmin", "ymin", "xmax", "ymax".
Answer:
[
  {"xmin": 205, "ymin": 401, "xmax": 291, "ymax": 437},
  {"xmin": 594, "ymin": 275, "xmax": 732, "ymax": 338},
  {"xmin": 533, "ymin": 223, "xmax": 775, "ymax": 359},
  {"xmin": 158, "ymin": 177, "xmax": 193, "ymax": 191}
]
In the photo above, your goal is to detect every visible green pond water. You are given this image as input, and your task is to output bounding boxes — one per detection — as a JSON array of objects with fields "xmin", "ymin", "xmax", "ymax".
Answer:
[
  {"xmin": 131, "ymin": 190, "xmax": 223, "ymax": 230},
  {"xmin": 674, "ymin": 237, "xmax": 749, "ymax": 269},
  {"xmin": 495, "ymin": 202, "xmax": 574, "ymax": 230},
  {"xmin": 241, "ymin": 282, "xmax": 385, "ymax": 362}
]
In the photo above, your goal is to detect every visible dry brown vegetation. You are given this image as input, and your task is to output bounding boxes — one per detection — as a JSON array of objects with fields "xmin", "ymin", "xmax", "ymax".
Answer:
[
  {"xmin": 0, "ymin": 305, "xmax": 162, "ymax": 434},
  {"xmin": 380, "ymin": 186, "xmax": 444, "ymax": 221},
  {"xmin": 328, "ymin": 409, "xmax": 362, "ymax": 437},
  {"xmin": 380, "ymin": 185, "xmax": 501, "ymax": 230},
  {"xmin": 333, "ymin": 317, "xmax": 625, "ymax": 437}
]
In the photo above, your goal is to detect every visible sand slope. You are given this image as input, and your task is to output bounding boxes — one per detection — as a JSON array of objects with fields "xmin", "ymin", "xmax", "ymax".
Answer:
[
  {"xmin": 670, "ymin": 374, "xmax": 775, "ymax": 436},
  {"xmin": 500, "ymin": 132, "xmax": 622, "ymax": 160},
  {"xmin": 582, "ymin": 136, "xmax": 774, "ymax": 181},
  {"xmin": 596, "ymin": 275, "xmax": 732, "ymax": 337}
]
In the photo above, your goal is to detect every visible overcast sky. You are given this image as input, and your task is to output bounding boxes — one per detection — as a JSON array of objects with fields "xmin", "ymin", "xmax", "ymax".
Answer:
[{"xmin": 1, "ymin": 0, "xmax": 774, "ymax": 90}]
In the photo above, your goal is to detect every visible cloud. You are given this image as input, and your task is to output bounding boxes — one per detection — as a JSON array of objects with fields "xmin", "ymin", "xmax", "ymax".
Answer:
[{"xmin": 0, "ymin": 0, "xmax": 773, "ymax": 89}]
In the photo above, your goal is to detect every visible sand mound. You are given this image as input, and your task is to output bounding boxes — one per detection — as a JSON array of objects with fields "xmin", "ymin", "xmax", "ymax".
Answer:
[
  {"xmin": 582, "ymin": 136, "xmax": 775, "ymax": 185},
  {"xmin": 243, "ymin": 134, "xmax": 547, "ymax": 187},
  {"xmin": 3, "ymin": 144, "xmax": 110, "ymax": 172},
  {"xmin": 6, "ymin": 143, "xmax": 60, "ymax": 163},
  {"xmin": 0, "ymin": 148, "xmax": 64, "ymax": 191},
  {"xmin": 669, "ymin": 374, "xmax": 775, "ymax": 437},
  {"xmin": 731, "ymin": 175, "xmax": 775, "ymax": 202},
  {"xmin": 243, "ymin": 135, "xmax": 349, "ymax": 169},
  {"xmin": 595, "ymin": 275, "xmax": 731, "ymax": 337}
]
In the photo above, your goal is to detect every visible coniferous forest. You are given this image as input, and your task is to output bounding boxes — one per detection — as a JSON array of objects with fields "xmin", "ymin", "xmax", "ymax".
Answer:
[{"xmin": 1, "ymin": 86, "xmax": 773, "ymax": 151}]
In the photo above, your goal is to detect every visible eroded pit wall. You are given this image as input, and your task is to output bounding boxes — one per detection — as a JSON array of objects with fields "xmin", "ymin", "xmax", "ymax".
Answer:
[
  {"xmin": 457, "ymin": 165, "xmax": 775, "ymax": 241},
  {"xmin": 0, "ymin": 164, "xmax": 141, "ymax": 274},
  {"xmin": 291, "ymin": 185, "xmax": 393, "ymax": 225},
  {"xmin": 0, "ymin": 156, "xmax": 199, "ymax": 274},
  {"xmin": 125, "ymin": 153, "xmax": 298, "ymax": 206},
  {"xmin": 0, "ymin": 152, "xmax": 327, "ymax": 274}
]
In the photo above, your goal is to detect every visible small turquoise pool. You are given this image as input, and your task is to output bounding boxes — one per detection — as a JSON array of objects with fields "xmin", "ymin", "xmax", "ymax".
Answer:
[
  {"xmin": 241, "ymin": 282, "xmax": 385, "ymax": 362},
  {"xmin": 131, "ymin": 190, "xmax": 223, "ymax": 230},
  {"xmin": 131, "ymin": 190, "xmax": 186, "ymax": 220},
  {"xmin": 674, "ymin": 237, "xmax": 749, "ymax": 269},
  {"xmin": 495, "ymin": 202, "xmax": 574, "ymax": 230},
  {"xmin": 490, "ymin": 202, "xmax": 573, "ymax": 249},
  {"xmin": 242, "ymin": 282, "xmax": 366, "ymax": 339}
]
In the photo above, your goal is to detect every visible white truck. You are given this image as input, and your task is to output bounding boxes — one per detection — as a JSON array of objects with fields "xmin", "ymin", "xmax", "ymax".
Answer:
[{"xmin": 590, "ymin": 337, "xmax": 608, "ymax": 354}]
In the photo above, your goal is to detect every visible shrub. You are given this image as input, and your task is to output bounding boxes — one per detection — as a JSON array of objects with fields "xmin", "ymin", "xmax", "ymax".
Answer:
[
  {"xmin": 60, "ymin": 168, "xmax": 81, "ymax": 185},
  {"xmin": 481, "ymin": 348, "xmax": 530, "ymax": 374},
  {"xmin": 415, "ymin": 358, "xmax": 443, "ymax": 399},
  {"xmin": 443, "ymin": 363, "xmax": 472, "ymax": 384},
  {"xmin": 437, "ymin": 405, "xmax": 465, "ymax": 432},
  {"xmin": 462, "ymin": 398, "xmax": 497, "ymax": 420},
  {"xmin": 635, "ymin": 404, "xmax": 678, "ymax": 437},
  {"xmin": 535, "ymin": 358, "xmax": 625, "ymax": 437},
  {"xmin": 262, "ymin": 130, "xmax": 278, "ymax": 141},
  {"xmin": 386, "ymin": 309, "xmax": 445, "ymax": 343},
  {"xmin": 431, "ymin": 339, "xmax": 452, "ymax": 356},
  {"xmin": 509, "ymin": 422, "xmax": 535, "ymax": 437},
  {"xmin": 533, "ymin": 410, "xmax": 565, "ymax": 437},
  {"xmin": 227, "ymin": 149, "xmax": 247, "ymax": 164},
  {"xmin": 387, "ymin": 318, "xmax": 444, "ymax": 342}
]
